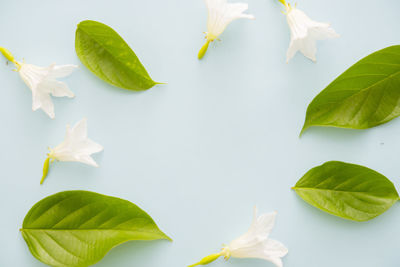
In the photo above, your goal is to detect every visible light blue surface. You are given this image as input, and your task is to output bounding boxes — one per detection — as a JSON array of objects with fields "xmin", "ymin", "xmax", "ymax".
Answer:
[{"xmin": 0, "ymin": 0, "xmax": 399, "ymax": 266}]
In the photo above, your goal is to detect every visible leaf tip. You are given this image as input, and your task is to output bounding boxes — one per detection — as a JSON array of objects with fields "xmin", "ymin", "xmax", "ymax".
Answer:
[
  {"xmin": 155, "ymin": 81, "xmax": 168, "ymax": 85},
  {"xmin": 163, "ymin": 233, "xmax": 173, "ymax": 242},
  {"xmin": 299, "ymin": 124, "xmax": 309, "ymax": 137}
]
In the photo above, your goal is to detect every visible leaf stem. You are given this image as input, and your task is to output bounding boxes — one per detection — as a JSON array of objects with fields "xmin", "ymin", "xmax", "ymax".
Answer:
[
  {"xmin": 40, "ymin": 157, "xmax": 50, "ymax": 185},
  {"xmin": 198, "ymin": 40, "xmax": 211, "ymax": 60}
]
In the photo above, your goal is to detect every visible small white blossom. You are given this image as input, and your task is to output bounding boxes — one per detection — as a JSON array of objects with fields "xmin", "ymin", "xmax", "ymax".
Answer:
[
  {"xmin": 18, "ymin": 62, "xmax": 77, "ymax": 118},
  {"xmin": 198, "ymin": 0, "xmax": 255, "ymax": 59},
  {"xmin": 282, "ymin": 2, "xmax": 339, "ymax": 62},
  {"xmin": 40, "ymin": 118, "xmax": 103, "ymax": 184},
  {"xmin": 48, "ymin": 118, "xmax": 103, "ymax": 167},
  {"xmin": 0, "ymin": 47, "xmax": 77, "ymax": 118},
  {"xmin": 188, "ymin": 207, "xmax": 288, "ymax": 267}
]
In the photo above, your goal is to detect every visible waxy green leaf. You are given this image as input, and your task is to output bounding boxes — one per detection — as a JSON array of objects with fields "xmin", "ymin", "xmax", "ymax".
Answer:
[
  {"xmin": 293, "ymin": 161, "xmax": 399, "ymax": 221},
  {"xmin": 301, "ymin": 45, "xmax": 400, "ymax": 134},
  {"xmin": 21, "ymin": 191, "xmax": 171, "ymax": 267},
  {"xmin": 75, "ymin": 20, "xmax": 158, "ymax": 91}
]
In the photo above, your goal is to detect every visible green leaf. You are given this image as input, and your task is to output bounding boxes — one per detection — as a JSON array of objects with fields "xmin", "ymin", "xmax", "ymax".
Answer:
[
  {"xmin": 21, "ymin": 190, "xmax": 171, "ymax": 267},
  {"xmin": 75, "ymin": 20, "xmax": 158, "ymax": 91},
  {"xmin": 293, "ymin": 161, "xmax": 399, "ymax": 222},
  {"xmin": 301, "ymin": 45, "xmax": 400, "ymax": 134}
]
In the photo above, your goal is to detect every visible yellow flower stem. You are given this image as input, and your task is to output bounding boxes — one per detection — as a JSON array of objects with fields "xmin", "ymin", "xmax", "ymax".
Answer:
[
  {"xmin": 188, "ymin": 253, "xmax": 222, "ymax": 267},
  {"xmin": 0, "ymin": 47, "xmax": 20, "ymax": 69},
  {"xmin": 198, "ymin": 40, "xmax": 211, "ymax": 60},
  {"xmin": 278, "ymin": 0, "xmax": 289, "ymax": 8},
  {"xmin": 40, "ymin": 157, "xmax": 51, "ymax": 185}
]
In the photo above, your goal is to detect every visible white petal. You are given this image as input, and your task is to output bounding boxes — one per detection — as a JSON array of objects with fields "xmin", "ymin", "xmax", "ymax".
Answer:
[
  {"xmin": 52, "ymin": 153, "xmax": 99, "ymax": 167},
  {"xmin": 19, "ymin": 63, "xmax": 50, "ymax": 91},
  {"xmin": 205, "ymin": 0, "xmax": 254, "ymax": 38},
  {"xmin": 229, "ymin": 239, "xmax": 288, "ymax": 267},
  {"xmin": 263, "ymin": 239, "xmax": 289, "ymax": 258},
  {"xmin": 18, "ymin": 62, "xmax": 77, "ymax": 118},
  {"xmin": 249, "ymin": 239, "xmax": 288, "ymax": 267},
  {"xmin": 65, "ymin": 138, "xmax": 104, "ymax": 157},
  {"xmin": 71, "ymin": 118, "xmax": 88, "ymax": 141},
  {"xmin": 287, "ymin": 37, "xmax": 318, "ymax": 62},
  {"xmin": 309, "ymin": 24, "xmax": 340, "ymax": 40},
  {"xmin": 285, "ymin": 7, "xmax": 338, "ymax": 62},
  {"xmin": 221, "ymin": 208, "xmax": 287, "ymax": 267},
  {"xmin": 57, "ymin": 153, "xmax": 100, "ymax": 167},
  {"xmin": 299, "ymin": 38, "xmax": 317, "ymax": 62},
  {"xmin": 50, "ymin": 125, "xmax": 72, "ymax": 155},
  {"xmin": 80, "ymin": 139, "xmax": 104, "ymax": 154},
  {"xmin": 48, "ymin": 64, "xmax": 78, "ymax": 78},
  {"xmin": 228, "ymin": 209, "xmax": 276, "ymax": 251},
  {"xmin": 63, "ymin": 124, "xmax": 74, "ymax": 146},
  {"xmin": 286, "ymin": 39, "xmax": 299, "ymax": 63},
  {"xmin": 32, "ymin": 91, "xmax": 55, "ymax": 119},
  {"xmin": 50, "ymin": 118, "xmax": 103, "ymax": 167},
  {"xmin": 250, "ymin": 208, "xmax": 276, "ymax": 238},
  {"xmin": 76, "ymin": 155, "xmax": 99, "ymax": 167},
  {"xmin": 40, "ymin": 80, "xmax": 74, "ymax": 97},
  {"xmin": 267, "ymin": 257, "xmax": 284, "ymax": 267}
]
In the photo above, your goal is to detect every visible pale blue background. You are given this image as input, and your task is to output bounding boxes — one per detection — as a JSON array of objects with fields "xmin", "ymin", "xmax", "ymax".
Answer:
[{"xmin": 0, "ymin": 0, "xmax": 399, "ymax": 266}]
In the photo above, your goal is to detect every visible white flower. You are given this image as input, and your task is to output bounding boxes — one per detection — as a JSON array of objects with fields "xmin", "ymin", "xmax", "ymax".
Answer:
[
  {"xmin": 18, "ymin": 62, "xmax": 77, "ymax": 118},
  {"xmin": 49, "ymin": 118, "xmax": 103, "ymax": 166},
  {"xmin": 198, "ymin": 0, "xmax": 255, "ymax": 59},
  {"xmin": 41, "ymin": 118, "xmax": 103, "ymax": 184},
  {"xmin": 282, "ymin": 2, "xmax": 339, "ymax": 63},
  {"xmin": 188, "ymin": 207, "xmax": 288, "ymax": 267},
  {"xmin": 0, "ymin": 47, "xmax": 77, "ymax": 118}
]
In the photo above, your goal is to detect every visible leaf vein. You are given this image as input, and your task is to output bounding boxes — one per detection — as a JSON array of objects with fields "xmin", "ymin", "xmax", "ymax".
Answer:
[{"xmin": 43, "ymin": 231, "xmax": 86, "ymax": 260}]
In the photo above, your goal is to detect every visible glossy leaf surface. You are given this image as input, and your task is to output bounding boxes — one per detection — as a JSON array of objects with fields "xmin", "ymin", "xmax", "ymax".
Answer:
[
  {"xmin": 75, "ymin": 20, "xmax": 157, "ymax": 91},
  {"xmin": 293, "ymin": 161, "xmax": 399, "ymax": 221},
  {"xmin": 302, "ymin": 45, "xmax": 400, "ymax": 134},
  {"xmin": 21, "ymin": 191, "xmax": 170, "ymax": 267}
]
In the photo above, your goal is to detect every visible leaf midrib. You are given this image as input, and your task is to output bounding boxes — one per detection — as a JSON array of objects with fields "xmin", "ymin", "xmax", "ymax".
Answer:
[
  {"xmin": 316, "ymin": 69, "xmax": 400, "ymax": 110},
  {"xmin": 21, "ymin": 228, "xmax": 158, "ymax": 232},
  {"xmin": 293, "ymin": 187, "xmax": 399, "ymax": 199},
  {"xmin": 336, "ymin": 70, "xmax": 400, "ymax": 98}
]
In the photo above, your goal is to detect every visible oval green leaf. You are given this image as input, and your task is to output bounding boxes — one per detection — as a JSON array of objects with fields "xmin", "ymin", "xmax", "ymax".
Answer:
[
  {"xmin": 301, "ymin": 45, "xmax": 400, "ymax": 134},
  {"xmin": 293, "ymin": 161, "xmax": 399, "ymax": 222},
  {"xmin": 21, "ymin": 190, "xmax": 171, "ymax": 267},
  {"xmin": 75, "ymin": 20, "xmax": 158, "ymax": 91}
]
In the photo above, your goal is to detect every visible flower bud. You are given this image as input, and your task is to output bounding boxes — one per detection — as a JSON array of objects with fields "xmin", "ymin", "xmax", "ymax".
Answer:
[
  {"xmin": 188, "ymin": 253, "xmax": 221, "ymax": 267},
  {"xmin": 0, "ymin": 47, "xmax": 16, "ymax": 63}
]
